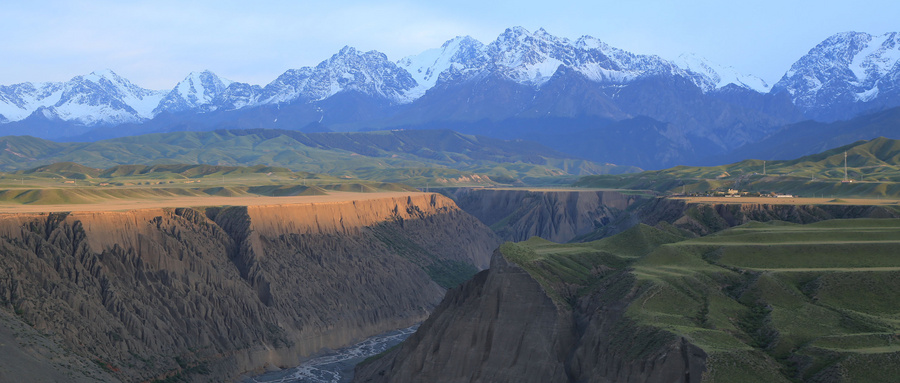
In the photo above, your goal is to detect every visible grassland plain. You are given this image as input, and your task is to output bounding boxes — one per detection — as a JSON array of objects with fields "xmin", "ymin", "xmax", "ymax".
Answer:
[
  {"xmin": 500, "ymin": 218, "xmax": 900, "ymax": 382},
  {"xmin": 0, "ymin": 162, "xmax": 428, "ymax": 209}
]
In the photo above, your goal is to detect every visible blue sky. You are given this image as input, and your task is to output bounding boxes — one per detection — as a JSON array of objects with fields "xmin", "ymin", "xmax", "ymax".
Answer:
[{"xmin": 3, "ymin": 0, "xmax": 898, "ymax": 89}]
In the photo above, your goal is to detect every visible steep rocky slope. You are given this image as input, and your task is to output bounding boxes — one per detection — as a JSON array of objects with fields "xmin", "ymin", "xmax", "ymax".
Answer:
[
  {"xmin": 449, "ymin": 188, "xmax": 643, "ymax": 243},
  {"xmin": 0, "ymin": 308, "xmax": 117, "ymax": 382},
  {"xmin": 0, "ymin": 194, "xmax": 499, "ymax": 382},
  {"xmin": 354, "ymin": 231, "xmax": 706, "ymax": 383},
  {"xmin": 355, "ymin": 250, "xmax": 574, "ymax": 383}
]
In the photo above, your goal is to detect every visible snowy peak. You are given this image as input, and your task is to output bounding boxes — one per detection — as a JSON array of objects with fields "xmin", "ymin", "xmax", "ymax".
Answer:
[
  {"xmin": 155, "ymin": 70, "xmax": 234, "ymax": 114},
  {"xmin": 73, "ymin": 70, "xmax": 160, "ymax": 102},
  {"xmin": 573, "ymin": 35, "xmax": 683, "ymax": 83},
  {"xmin": 848, "ymin": 32, "xmax": 900, "ymax": 86},
  {"xmin": 262, "ymin": 46, "xmax": 417, "ymax": 104},
  {"xmin": 81, "ymin": 69, "xmax": 118, "ymax": 83},
  {"xmin": 773, "ymin": 31, "xmax": 900, "ymax": 115},
  {"xmin": 54, "ymin": 69, "xmax": 166, "ymax": 124},
  {"xmin": 485, "ymin": 27, "xmax": 576, "ymax": 85},
  {"xmin": 215, "ymin": 82, "xmax": 263, "ymax": 110},
  {"xmin": 675, "ymin": 53, "xmax": 770, "ymax": 93},
  {"xmin": 178, "ymin": 71, "xmax": 233, "ymax": 101},
  {"xmin": 312, "ymin": 46, "xmax": 418, "ymax": 101},
  {"xmin": 488, "ymin": 27, "xmax": 686, "ymax": 84},
  {"xmin": 397, "ymin": 36, "xmax": 486, "ymax": 98},
  {"xmin": 261, "ymin": 68, "xmax": 314, "ymax": 104}
]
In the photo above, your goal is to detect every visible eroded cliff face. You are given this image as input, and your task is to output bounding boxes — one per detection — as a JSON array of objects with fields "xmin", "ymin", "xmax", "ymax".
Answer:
[
  {"xmin": 449, "ymin": 188, "xmax": 900, "ymax": 243},
  {"xmin": 574, "ymin": 197, "xmax": 900, "ymax": 241},
  {"xmin": 0, "ymin": 194, "xmax": 499, "ymax": 382},
  {"xmin": 450, "ymin": 189, "xmax": 642, "ymax": 243},
  {"xmin": 623, "ymin": 198, "xmax": 900, "ymax": 237},
  {"xmin": 353, "ymin": 250, "xmax": 705, "ymax": 383}
]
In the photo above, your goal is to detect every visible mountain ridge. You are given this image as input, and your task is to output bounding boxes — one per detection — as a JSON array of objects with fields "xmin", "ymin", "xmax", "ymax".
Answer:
[
  {"xmin": 0, "ymin": 27, "xmax": 800, "ymax": 129},
  {"xmin": 2, "ymin": 28, "xmax": 898, "ymax": 170}
]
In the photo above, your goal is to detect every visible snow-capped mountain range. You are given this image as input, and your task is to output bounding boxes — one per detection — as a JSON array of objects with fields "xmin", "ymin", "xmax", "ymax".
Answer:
[
  {"xmin": 772, "ymin": 31, "xmax": 900, "ymax": 120},
  {"xmin": 0, "ymin": 27, "xmax": 898, "ymax": 128},
  {"xmin": 399, "ymin": 27, "xmax": 696, "ymax": 94},
  {"xmin": 0, "ymin": 69, "xmax": 166, "ymax": 125}
]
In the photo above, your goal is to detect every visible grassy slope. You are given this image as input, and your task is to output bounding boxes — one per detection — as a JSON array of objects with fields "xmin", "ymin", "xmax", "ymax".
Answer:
[
  {"xmin": 500, "ymin": 219, "xmax": 900, "ymax": 382},
  {"xmin": 576, "ymin": 137, "xmax": 900, "ymax": 198}
]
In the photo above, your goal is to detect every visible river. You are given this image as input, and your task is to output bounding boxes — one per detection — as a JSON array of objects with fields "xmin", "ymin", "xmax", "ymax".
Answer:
[{"xmin": 245, "ymin": 325, "xmax": 418, "ymax": 383}]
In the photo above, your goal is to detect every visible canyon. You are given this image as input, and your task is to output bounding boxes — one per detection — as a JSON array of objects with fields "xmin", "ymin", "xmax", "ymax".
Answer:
[
  {"xmin": 3, "ymin": 187, "xmax": 899, "ymax": 382},
  {"xmin": 448, "ymin": 188, "xmax": 641, "ymax": 243},
  {"xmin": 0, "ymin": 192, "xmax": 499, "ymax": 382}
]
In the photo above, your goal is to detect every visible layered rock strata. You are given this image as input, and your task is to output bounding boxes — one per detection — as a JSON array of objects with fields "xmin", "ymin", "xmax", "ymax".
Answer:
[{"xmin": 0, "ymin": 193, "xmax": 499, "ymax": 382}]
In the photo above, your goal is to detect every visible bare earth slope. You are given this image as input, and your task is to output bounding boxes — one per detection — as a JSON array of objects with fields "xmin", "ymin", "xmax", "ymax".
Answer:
[{"xmin": 0, "ymin": 192, "xmax": 499, "ymax": 382}]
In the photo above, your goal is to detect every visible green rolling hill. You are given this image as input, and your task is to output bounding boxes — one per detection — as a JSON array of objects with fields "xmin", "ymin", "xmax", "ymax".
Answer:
[
  {"xmin": 0, "ymin": 129, "xmax": 637, "ymax": 186},
  {"xmin": 576, "ymin": 137, "xmax": 900, "ymax": 198}
]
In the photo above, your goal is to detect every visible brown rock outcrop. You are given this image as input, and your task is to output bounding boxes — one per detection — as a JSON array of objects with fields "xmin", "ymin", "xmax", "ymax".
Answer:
[{"xmin": 0, "ymin": 194, "xmax": 499, "ymax": 382}]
